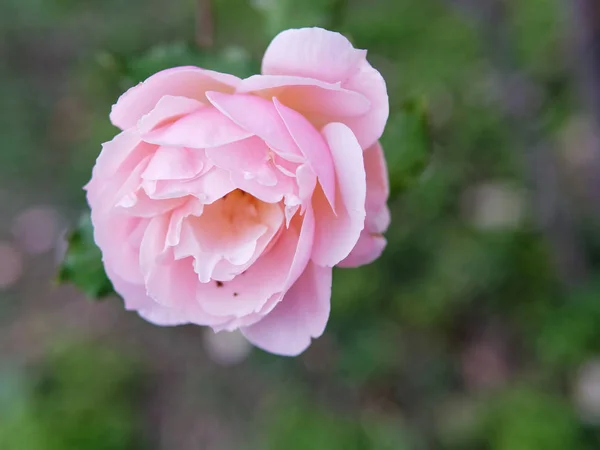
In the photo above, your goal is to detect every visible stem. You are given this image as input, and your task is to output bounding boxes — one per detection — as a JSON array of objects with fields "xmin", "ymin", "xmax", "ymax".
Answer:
[
  {"xmin": 195, "ymin": 0, "xmax": 214, "ymax": 49},
  {"xmin": 569, "ymin": 0, "xmax": 600, "ymax": 210},
  {"xmin": 571, "ymin": 0, "xmax": 600, "ymax": 132}
]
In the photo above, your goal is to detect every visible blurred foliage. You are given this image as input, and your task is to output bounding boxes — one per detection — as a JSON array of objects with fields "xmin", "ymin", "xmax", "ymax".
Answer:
[
  {"xmin": 263, "ymin": 392, "xmax": 414, "ymax": 449},
  {"xmin": 3, "ymin": 0, "xmax": 600, "ymax": 447},
  {"xmin": 0, "ymin": 344, "xmax": 144, "ymax": 450},
  {"xmin": 57, "ymin": 213, "xmax": 115, "ymax": 299}
]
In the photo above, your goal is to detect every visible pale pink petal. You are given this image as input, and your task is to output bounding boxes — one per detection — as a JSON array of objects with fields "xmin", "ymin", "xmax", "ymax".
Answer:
[
  {"xmin": 104, "ymin": 265, "xmax": 155, "ymax": 311},
  {"xmin": 141, "ymin": 107, "xmax": 252, "ymax": 149},
  {"xmin": 338, "ymin": 142, "xmax": 389, "ymax": 267},
  {"xmin": 196, "ymin": 227, "xmax": 298, "ymax": 317},
  {"xmin": 110, "ymin": 67, "xmax": 240, "ymax": 130},
  {"xmin": 341, "ymin": 61, "xmax": 389, "ymax": 149},
  {"xmin": 259, "ymin": 27, "xmax": 388, "ymax": 149},
  {"xmin": 108, "ymin": 255, "xmax": 223, "ymax": 328},
  {"xmin": 144, "ymin": 167, "xmax": 235, "ymax": 203},
  {"xmin": 273, "ymin": 98, "xmax": 335, "ymax": 210},
  {"xmin": 137, "ymin": 95, "xmax": 204, "ymax": 134},
  {"xmin": 337, "ymin": 230, "xmax": 386, "ymax": 268},
  {"xmin": 139, "ymin": 214, "xmax": 170, "ymax": 279},
  {"xmin": 140, "ymin": 256, "xmax": 229, "ymax": 326},
  {"xmin": 174, "ymin": 195, "xmax": 283, "ymax": 282},
  {"xmin": 281, "ymin": 204, "xmax": 316, "ymax": 292},
  {"xmin": 166, "ymin": 199, "xmax": 205, "ymax": 248},
  {"xmin": 116, "ymin": 190, "xmax": 186, "ymax": 218},
  {"xmin": 363, "ymin": 142, "xmax": 390, "ymax": 233},
  {"xmin": 241, "ymin": 261, "xmax": 332, "ymax": 356},
  {"xmin": 93, "ymin": 154, "xmax": 151, "ymax": 215},
  {"xmin": 262, "ymin": 27, "xmax": 366, "ymax": 83},
  {"xmin": 311, "ymin": 123, "xmax": 366, "ymax": 267},
  {"xmin": 194, "ymin": 204, "xmax": 315, "ymax": 319},
  {"xmin": 142, "ymin": 146, "xmax": 207, "ymax": 181},
  {"xmin": 296, "ymin": 163, "xmax": 317, "ymax": 210},
  {"xmin": 86, "ymin": 130, "xmax": 154, "ymax": 189},
  {"xmin": 138, "ymin": 216, "xmax": 232, "ymax": 325},
  {"xmin": 228, "ymin": 171, "xmax": 296, "ymax": 204},
  {"xmin": 205, "ymin": 91, "xmax": 302, "ymax": 158},
  {"xmin": 238, "ymin": 75, "xmax": 370, "ymax": 118},
  {"xmin": 91, "ymin": 211, "xmax": 146, "ymax": 285},
  {"xmin": 205, "ymin": 138, "xmax": 279, "ymax": 187}
]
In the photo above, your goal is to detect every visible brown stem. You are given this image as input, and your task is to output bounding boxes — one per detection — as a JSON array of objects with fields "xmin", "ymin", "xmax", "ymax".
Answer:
[
  {"xmin": 568, "ymin": 0, "xmax": 600, "ymax": 211},
  {"xmin": 195, "ymin": 0, "xmax": 214, "ymax": 49},
  {"xmin": 571, "ymin": 0, "xmax": 600, "ymax": 131}
]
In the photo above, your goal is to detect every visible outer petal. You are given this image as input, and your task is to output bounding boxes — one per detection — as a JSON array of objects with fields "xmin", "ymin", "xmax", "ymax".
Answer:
[
  {"xmin": 363, "ymin": 142, "xmax": 390, "ymax": 233},
  {"xmin": 137, "ymin": 95, "xmax": 203, "ymax": 134},
  {"xmin": 86, "ymin": 130, "xmax": 154, "ymax": 190},
  {"xmin": 339, "ymin": 142, "xmax": 390, "ymax": 268},
  {"xmin": 341, "ymin": 60, "xmax": 389, "ymax": 149},
  {"xmin": 262, "ymin": 27, "xmax": 366, "ymax": 83},
  {"xmin": 110, "ymin": 67, "xmax": 240, "ymax": 130},
  {"xmin": 238, "ymin": 75, "xmax": 370, "ymax": 118},
  {"xmin": 273, "ymin": 98, "xmax": 336, "ymax": 210},
  {"xmin": 311, "ymin": 123, "xmax": 366, "ymax": 267},
  {"xmin": 241, "ymin": 261, "xmax": 332, "ymax": 356},
  {"xmin": 337, "ymin": 230, "xmax": 386, "ymax": 268},
  {"xmin": 260, "ymin": 27, "xmax": 388, "ymax": 148},
  {"xmin": 109, "ymin": 260, "xmax": 226, "ymax": 327}
]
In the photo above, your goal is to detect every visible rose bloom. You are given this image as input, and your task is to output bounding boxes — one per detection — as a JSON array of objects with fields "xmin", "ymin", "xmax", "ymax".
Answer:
[{"xmin": 85, "ymin": 27, "xmax": 389, "ymax": 356}]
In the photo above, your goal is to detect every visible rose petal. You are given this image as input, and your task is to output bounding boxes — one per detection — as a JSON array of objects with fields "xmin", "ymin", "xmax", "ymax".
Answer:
[
  {"xmin": 205, "ymin": 91, "xmax": 302, "ymax": 158},
  {"xmin": 141, "ymin": 107, "xmax": 252, "ymax": 149},
  {"xmin": 241, "ymin": 261, "xmax": 332, "ymax": 356},
  {"xmin": 341, "ymin": 60, "xmax": 389, "ymax": 149},
  {"xmin": 110, "ymin": 67, "xmax": 240, "ymax": 130},
  {"xmin": 142, "ymin": 146, "xmax": 208, "ymax": 181},
  {"xmin": 311, "ymin": 123, "xmax": 366, "ymax": 267},
  {"xmin": 273, "ymin": 98, "xmax": 336, "ymax": 210},
  {"xmin": 205, "ymin": 138, "xmax": 279, "ymax": 187},
  {"xmin": 363, "ymin": 141, "xmax": 391, "ymax": 233},
  {"xmin": 262, "ymin": 27, "xmax": 366, "ymax": 83},
  {"xmin": 137, "ymin": 95, "xmax": 204, "ymax": 134},
  {"xmin": 337, "ymin": 230, "xmax": 386, "ymax": 268},
  {"xmin": 144, "ymin": 167, "xmax": 235, "ymax": 203},
  {"xmin": 196, "ymin": 226, "xmax": 296, "ymax": 317},
  {"xmin": 239, "ymin": 75, "xmax": 370, "ymax": 118},
  {"xmin": 338, "ymin": 142, "xmax": 389, "ymax": 267},
  {"xmin": 86, "ymin": 130, "xmax": 154, "ymax": 188},
  {"xmin": 260, "ymin": 27, "xmax": 388, "ymax": 149}
]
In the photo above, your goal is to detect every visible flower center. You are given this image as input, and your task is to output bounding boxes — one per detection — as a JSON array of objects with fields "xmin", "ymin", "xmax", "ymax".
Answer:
[{"xmin": 175, "ymin": 190, "xmax": 284, "ymax": 282}]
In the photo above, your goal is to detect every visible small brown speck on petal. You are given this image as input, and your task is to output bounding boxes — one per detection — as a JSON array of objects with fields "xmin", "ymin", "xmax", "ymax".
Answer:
[
  {"xmin": 233, "ymin": 292, "xmax": 239, "ymax": 297},
  {"xmin": 216, "ymin": 281, "xmax": 224, "ymax": 288}
]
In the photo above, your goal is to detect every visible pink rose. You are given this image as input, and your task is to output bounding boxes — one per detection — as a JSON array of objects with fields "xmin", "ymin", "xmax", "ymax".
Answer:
[{"xmin": 85, "ymin": 27, "xmax": 390, "ymax": 356}]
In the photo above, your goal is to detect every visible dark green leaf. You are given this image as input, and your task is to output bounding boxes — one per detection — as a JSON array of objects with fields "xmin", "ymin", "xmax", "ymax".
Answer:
[
  {"xmin": 57, "ymin": 212, "xmax": 115, "ymax": 300},
  {"xmin": 382, "ymin": 98, "xmax": 433, "ymax": 199}
]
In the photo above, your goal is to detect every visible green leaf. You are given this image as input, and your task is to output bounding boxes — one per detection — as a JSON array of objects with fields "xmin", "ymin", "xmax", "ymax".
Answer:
[
  {"xmin": 57, "ymin": 212, "xmax": 115, "ymax": 300},
  {"xmin": 382, "ymin": 98, "xmax": 433, "ymax": 199}
]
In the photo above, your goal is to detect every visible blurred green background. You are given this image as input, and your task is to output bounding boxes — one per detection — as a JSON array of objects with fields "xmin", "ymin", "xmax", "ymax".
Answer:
[{"xmin": 3, "ymin": 0, "xmax": 600, "ymax": 448}]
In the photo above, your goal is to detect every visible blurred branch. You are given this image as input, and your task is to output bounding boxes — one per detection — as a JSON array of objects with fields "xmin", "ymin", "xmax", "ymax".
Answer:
[
  {"xmin": 442, "ymin": 0, "xmax": 589, "ymax": 288},
  {"xmin": 570, "ymin": 0, "xmax": 600, "ymax": 129},
  {"xmin": 569, "ymin": 0, "xmax": 600, "ymax": 204},
  {"xmin": 195, "ymin": 0, "xmax": 214, "ymax": 49}
]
